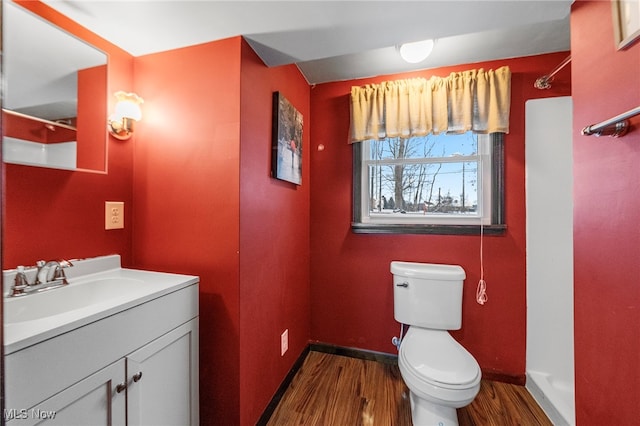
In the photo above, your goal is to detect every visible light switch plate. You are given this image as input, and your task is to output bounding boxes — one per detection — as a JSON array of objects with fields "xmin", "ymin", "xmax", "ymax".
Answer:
[{"xmin": 105, "ymin": 201, "xmax": 124, "ymax": 230}]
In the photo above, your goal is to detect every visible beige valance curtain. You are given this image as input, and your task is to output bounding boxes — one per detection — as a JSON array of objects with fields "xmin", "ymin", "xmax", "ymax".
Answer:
[{"xmin": 350, "ymin": 66, "xmax": 511, "ymax": 143}]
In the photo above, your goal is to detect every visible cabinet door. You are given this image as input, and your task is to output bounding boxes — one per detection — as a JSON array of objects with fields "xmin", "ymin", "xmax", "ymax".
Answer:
[
  {"xmin": 126, "ymin": 319, "xmax": 199, "ymax": 426},
  {"xmin": 8, "ymin": 359, "xmax": 126, "ymax": 426}
]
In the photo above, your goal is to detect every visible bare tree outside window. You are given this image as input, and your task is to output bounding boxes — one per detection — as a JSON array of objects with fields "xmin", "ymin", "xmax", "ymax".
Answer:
[{"xmin": 365, "ymin": 132, "xmax": 481, "ymax": 219}]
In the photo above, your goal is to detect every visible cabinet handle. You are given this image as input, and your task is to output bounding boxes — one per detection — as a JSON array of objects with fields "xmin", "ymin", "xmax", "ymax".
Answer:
[
  {"xmin": 116, "ymin": 383, "xmax": 127, "ymax": 393},
  {"xmin": 133, "ymin": 371, "xmax": 143, "ymax": 383}
]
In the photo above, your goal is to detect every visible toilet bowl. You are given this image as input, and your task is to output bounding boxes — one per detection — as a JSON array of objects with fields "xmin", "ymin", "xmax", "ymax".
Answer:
[
  {"xmin": 391, "ymin": 261, "xmax": 481, "ymax": 426},
  {"xmin": 399, "ymin": 327, "xmax": 481, "ymax": 425}
]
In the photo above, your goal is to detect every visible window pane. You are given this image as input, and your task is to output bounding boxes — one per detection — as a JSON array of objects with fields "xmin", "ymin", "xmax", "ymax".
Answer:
[
  {"xmin": 368, "ymin": 161, "xmax": 479, "ymax": 216},
  {"xmin": 368, "ymin": 133, "xmax": 477, "ymax": 161}
]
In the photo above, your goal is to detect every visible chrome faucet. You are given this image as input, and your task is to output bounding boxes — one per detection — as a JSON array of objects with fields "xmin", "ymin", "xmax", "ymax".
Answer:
[
  {"xmin": 10, "ymin": 259, "xmax": 73, "ymax": 296},
  {"xmin": 36, "ymin": 259, "xmax": 73, "ymax": 285}
]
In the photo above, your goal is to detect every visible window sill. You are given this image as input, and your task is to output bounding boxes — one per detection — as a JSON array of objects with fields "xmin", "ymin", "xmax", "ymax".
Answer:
[{"xmin": 351, "ymin": 223, "xmax": 507, "ymax": 235}]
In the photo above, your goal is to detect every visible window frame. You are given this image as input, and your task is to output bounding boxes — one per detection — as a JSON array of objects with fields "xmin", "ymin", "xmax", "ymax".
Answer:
[{"xmin": 352, "ymin": 133, "xmax": 506, "ymax": 235}]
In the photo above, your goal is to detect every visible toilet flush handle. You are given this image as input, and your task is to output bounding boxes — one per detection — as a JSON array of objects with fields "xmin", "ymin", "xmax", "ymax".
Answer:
[{"xmin": 396, "ymin": 282, "xmax": 409, "ymax": 288}]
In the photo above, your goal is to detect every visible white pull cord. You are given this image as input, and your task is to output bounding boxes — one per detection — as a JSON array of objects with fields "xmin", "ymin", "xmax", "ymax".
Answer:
[{"xmin": 476, "ymin": 223, "xmax": 488, "ymax": 305}]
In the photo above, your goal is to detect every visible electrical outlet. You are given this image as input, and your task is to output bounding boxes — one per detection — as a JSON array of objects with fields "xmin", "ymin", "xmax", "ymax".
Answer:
[
  {"xmin": 281, "ymin": 329, "xmax": 289, "ymax": 356},
  {"xmin": 105, "ymin": 201, "xmax": 124, "ymax": 230}
]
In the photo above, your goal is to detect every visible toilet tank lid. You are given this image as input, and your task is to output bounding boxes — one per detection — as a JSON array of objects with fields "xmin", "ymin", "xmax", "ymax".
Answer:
[{"xmin": 390, "ymin": 261, "xmax": 465, "ymax": 280}]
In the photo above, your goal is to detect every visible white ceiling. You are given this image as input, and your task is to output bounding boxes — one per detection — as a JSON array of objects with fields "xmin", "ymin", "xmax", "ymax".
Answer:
[{"xmin": 40, "ymin": 0, "xmax": 572, "ymax": 84}]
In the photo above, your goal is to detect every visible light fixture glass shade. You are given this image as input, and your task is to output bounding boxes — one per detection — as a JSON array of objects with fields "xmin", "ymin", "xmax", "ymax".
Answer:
[
  {"xmin": 108, "ymin": 91, "xmax": 144, "ymax": 140},
  {"xmin": 113, "ymin": 91, "xmax": 143, "ymax": 121},
  {"xmin": 113, "ymin": 100, "xmax": 142, "ymax": 121},
  {"xmin": 399, "ymin": 39, "xmax": 435, "ymax": 64}
]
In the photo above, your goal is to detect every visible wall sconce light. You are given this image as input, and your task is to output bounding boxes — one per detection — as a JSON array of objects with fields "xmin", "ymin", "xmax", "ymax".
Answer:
[
  {"xmin": 108, "ymin": 91, "xmax": 144, "ymax": 140},
  {"xmin": 398, "ymin": 39, "xmax": 435, "ymax": 64}
]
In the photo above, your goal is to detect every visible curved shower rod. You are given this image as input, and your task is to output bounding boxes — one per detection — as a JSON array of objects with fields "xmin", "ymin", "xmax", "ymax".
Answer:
[{"xmin": 534, "ymin": 55, "xmax": 571, "ymax": 90}]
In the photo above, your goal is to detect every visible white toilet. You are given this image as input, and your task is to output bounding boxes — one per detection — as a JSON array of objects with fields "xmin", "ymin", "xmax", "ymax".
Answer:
[{"xmin": 391, "ymin": 261, "xmax": 481, "ymax": 426}]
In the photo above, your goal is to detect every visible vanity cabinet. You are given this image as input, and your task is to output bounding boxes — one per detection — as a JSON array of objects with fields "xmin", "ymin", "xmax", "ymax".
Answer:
[
  {"xmin": 17, "ymin": 319, "xmax": 198, "ymax": 426},
  {"xmin": 5, "ymin": 277, "xmax": 199, "ymax": 426}
]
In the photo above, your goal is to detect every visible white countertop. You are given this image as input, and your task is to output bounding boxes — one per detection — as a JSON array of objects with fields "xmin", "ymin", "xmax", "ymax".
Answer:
[{"xmin": 4, "ymin": 255, "xmax": 199, "ymax": 354}]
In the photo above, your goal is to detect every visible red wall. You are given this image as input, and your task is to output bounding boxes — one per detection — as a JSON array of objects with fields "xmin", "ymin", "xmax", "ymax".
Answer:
[
  {"xmin": 238, "ymin": 40, "xmax": 311, "ymax": 425},
  {"xmin": 571, "ymin": 1, "xmax": 640, "ymax": 424},
  {"xmin": 131, "ymin": 38, "xmax": 242, "ymax": 424},
  {"xmin": 77, "ymin": 65, "xmax": 108, "ymax": 171},
  {"xmin": 309, "ymin": 53, "xmax": 571, "ymax": 382},
  {"xmin": 3, "ymin": 1, "xmax": 134, "ymax": 270},
  {"xmin": 131, "ymin": 38, "xmax": 310, "ymax": 425}
]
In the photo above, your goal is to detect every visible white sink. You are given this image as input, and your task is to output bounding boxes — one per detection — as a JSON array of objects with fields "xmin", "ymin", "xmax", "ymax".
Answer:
[
  {"xmin": 3, "ymin": 255, "xmax": 199, "ymax": 354},
  {"xmin": 5, "ymin": 277, "xmax": 146, "ymax": 323}
]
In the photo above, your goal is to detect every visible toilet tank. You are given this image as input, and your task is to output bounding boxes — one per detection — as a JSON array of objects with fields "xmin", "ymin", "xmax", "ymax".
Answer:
[{"xmin": 391, "ymin": 261, "xmax": 466, "ymax": 330}]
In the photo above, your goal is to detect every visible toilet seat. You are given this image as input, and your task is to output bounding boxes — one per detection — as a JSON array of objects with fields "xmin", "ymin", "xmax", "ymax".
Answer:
[{"xmin": 399, "ymin": 327, "xmax": 481, "ymax": 390}]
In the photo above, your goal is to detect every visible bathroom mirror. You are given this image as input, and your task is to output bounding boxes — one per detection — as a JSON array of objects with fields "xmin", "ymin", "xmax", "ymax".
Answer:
[{"xmin": 2, "ymin": 1, "xmax": 108, "ymax": 172}]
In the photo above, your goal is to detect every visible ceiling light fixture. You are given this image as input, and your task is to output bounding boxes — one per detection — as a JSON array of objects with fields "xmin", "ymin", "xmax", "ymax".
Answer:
[{"xmin": 398, "ymin": 39, "xmax": 435, "ymax": 64}]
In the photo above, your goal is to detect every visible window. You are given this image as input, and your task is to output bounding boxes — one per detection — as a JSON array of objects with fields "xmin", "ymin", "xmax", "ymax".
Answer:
[{"xmin": 352, "ymin": 132, "xmax": 505, "ymax": 235}]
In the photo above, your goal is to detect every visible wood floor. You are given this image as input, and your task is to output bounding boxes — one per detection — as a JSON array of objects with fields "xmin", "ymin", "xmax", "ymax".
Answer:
[{"xmin": 266, "ymin": 351, "xmax": 552, "ymax": 426}]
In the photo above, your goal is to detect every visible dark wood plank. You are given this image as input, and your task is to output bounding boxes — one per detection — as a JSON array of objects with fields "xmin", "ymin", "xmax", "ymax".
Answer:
[
  {"xmin": 267, "ymin": 351, "xmax": 412, "ymax": 425},
  {"xmin": 266, "ymin": 351, "xmax": 552, "ymax": 426},
  {"xmin": 459, "ymin": 380, "xmax": 553, "ymax": 426}
]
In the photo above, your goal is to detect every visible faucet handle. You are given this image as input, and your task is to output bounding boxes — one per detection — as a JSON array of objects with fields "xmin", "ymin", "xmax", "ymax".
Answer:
[
  {"xmin": 15, "ymin": 265, "xmax": 29, "ymax": 286},
  {"xmin": 59, "ymin": 259, "xmax": 73, "ymax": 268},
  {"xmin": 51, "ymin": 260, "xmax": 73, "ymax": 284},
  {"xmin": 11, "ymin": 266, "xmax": 30, "ymax": 296}
]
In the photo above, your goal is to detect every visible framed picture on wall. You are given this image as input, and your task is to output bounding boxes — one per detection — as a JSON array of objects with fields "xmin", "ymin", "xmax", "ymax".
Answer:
[
  {"xmin": 612, "ymin": 0, "xmax": 640, "ymax": 50},
  {"xmin": 271, "ymin": 92, "xmax": 303, "ymax": 185}
]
